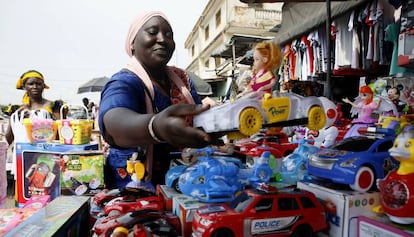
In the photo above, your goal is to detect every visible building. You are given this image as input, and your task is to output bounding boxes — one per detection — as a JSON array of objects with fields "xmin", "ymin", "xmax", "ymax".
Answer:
[{"xmin": 184, "ymin": 0, "xmax": 282, "ymax": 99}]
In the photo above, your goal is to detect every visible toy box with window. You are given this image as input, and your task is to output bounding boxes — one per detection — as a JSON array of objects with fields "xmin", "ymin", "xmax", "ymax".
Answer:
[
  {"xmin": 59, "ymin": 151, "xmax": 104, "ymax": 196},
  {"xmin": 297, "ymin": 181, "xmax": 380, "ymax": 237},
  {"xmin": 358, "ymin": 216, "xmax": 414, "ymax": 237},
  {"xmin": 14, "ymin": 142, "xmax": 98, "ymax": 207}
]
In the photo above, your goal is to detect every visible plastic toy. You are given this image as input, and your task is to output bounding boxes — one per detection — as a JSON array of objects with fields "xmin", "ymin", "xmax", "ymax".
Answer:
[
  {"xmin": 101, "ymin": 196, "xmax": 164, "ymax": 217},
  {"xmin": 165, "ymin": 148, "xmax": 247, "ymax": 193},
  {"xmin": 131, "ymin": 217, "xmax": 180, "ymax": 237},
  {"xmin": 307, "ymin": 134, "xmax": 399, "ymax": 192},
  {"xmin": 234, "ymin": 131, "xmax": 298, "ymax": 157},
  {"xmin": 168, "ymin": 147, "xmax": 273, "ymax": 202},
  {"xmin": 280, "ymin": 139, "xmax": 319, "ymax": 185},
  {"xmin": 376, "ymin": 129, "xmax": 414, "ymax": 224},
  {"xmin": 92, "ymin": 187, "xmax": 155, "ymax": 208},
  {"xmin": 92, "ymin": 209, "xmax": 180, "ymax": 237},
  {"xmin": 343, "ymin": 85, "xmax": 399, "ymax": 138},
  {"xmin": 25, "ymin": 161, "xmax": 56, "ymax": 196},
  {"xmin": 194, "ymin": 91, "xmax": 337, "ymax": 140},
  {"xmin": 192, "ymin": 186, "xmax": 328, "ymax": 237}
]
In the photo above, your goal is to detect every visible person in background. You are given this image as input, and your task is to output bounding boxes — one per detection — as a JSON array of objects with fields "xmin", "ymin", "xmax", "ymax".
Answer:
[
  {"xmin": 99, "ymin": 11, "xmax": 213, "ymax": 190},
  {"xmin": 5, "ymin": 70, "xmax": 63, "ymax": 145},
  {"xmin": 240, "ymin": 41, "xmax": 282, "ymax": 96}
]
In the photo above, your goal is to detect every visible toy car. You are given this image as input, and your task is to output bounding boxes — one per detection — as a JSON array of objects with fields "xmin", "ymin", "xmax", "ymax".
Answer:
[
  {"xmin": 92, "ymin": 209, "xmax": 180, "ymax": 237},
  {"xmin": 193, "ymin": 91, "xmax": 337, "ymax": 139},
  {"xmin": 101, "ymin": 196, "xmax": 164, "ymax": 217},
  {"xmin": 92, "ymin": 187, "xmax": 156, "ymax": 208},
  {"xmin": 235, "ymin": 131, "xmax": 298, "ymax": 157},
  {"xmin": 307, "ymin": 134, "xmax": 399, "ymax": 192},
  {"xmin": 192, "ymin": 186, "xmax": 328, "ymax": 237},
  {"xmin": 280, "ymin": 139, "xmax": 320, "ymax": 185},
  {"xmin": 132, "ymin": 217, "xmax": 180, "ymax": 237}
]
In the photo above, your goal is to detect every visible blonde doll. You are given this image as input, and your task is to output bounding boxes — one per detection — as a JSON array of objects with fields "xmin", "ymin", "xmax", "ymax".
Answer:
[{"xmin": 245, "ymin": 41, "xmax": 282, "ymax": 94}]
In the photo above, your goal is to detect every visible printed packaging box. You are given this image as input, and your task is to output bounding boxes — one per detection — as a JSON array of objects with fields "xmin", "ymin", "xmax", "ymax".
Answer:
[
  {"xmin": 14, "ymin": 142, "xmax": 98, "ymax": 207},
  {"xmin": 172, "ymin": 195, "xmax": 206, "ymax": 237},
  {"xmin": 60, "ymin": 151, "xmax": 104, "ymax": 196},
  {"xmin": 357, "ymin": 216, "xmax": 414, "ymax": 237},
  {"xmin": 156, "ymin": 184, "xmax": 185, "ymax": 211},
  {"xmin": 297, "ymin": 181, "xmax": 380, "ymax": 237}
]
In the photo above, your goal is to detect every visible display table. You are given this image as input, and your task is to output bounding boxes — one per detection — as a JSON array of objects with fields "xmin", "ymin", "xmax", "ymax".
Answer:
[{"xmin": 4, "ymin": 196, "xmax": 90, "ymax": 237}]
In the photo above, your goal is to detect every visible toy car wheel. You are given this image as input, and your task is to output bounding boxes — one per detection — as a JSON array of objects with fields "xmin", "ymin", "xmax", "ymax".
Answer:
[
  {"xmin": 350, "ymin": 166, "xmax": 374, "ymax": 192},
  {"xmin": 239, "ymin": 107, "xmax": 263, "ymax": 136},
  {"xmin": 307, "ymin": 106, "xmax": 326, "ymax": 130},
  {"xmin": 172, "ymin": 180, "xmax": 181, "ymax": 193},
  {"xmin": 291, "ymin": 224, "xmax": 312, "ymax": 237},
  {"xmin": 211, "ymin": 228, "xmax": 234, "ymax": 237}
]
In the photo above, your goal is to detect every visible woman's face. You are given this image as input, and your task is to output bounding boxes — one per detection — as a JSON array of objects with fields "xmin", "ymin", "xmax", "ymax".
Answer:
[
  {"xmin": 133, "ymin": 16, "xmax": 175, "ymax": 69},
  {"xmin": 24, "ymin": 77, "xmax": 45, "ymax": 98}
]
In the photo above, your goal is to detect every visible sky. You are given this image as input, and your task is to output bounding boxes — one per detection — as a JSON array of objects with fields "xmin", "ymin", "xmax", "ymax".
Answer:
[{"xmin": 0, "ymin": 0, "xmax": 209, "ymax": 105}]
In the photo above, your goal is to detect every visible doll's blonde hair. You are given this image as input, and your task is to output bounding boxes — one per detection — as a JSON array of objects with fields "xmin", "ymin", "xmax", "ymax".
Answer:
[{"xmin": 253, "ymin": 41, "xmax": 282, "ymax": 74}]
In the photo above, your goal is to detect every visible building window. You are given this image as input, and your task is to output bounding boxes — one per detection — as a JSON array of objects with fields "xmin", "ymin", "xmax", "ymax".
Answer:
[
  {"xmin": 215, "ymin": 10, "xmax": 221, "ymax": 28},
  {"xmin": 204, "ymin": 25, "xmax": 209, "ymax": 41},
  {"xmin": 204, "ymin": 59, "xmax": 209, "ymax": 68},
  {"xmin": 191, "ymin": 45, "xmax": 195, "ymax": 57}
]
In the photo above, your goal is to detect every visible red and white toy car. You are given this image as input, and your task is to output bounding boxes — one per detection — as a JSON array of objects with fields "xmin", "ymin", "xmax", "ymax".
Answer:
[{"xmin": 192, "ymin": 186, "xmax": 328, "ymax": 237}]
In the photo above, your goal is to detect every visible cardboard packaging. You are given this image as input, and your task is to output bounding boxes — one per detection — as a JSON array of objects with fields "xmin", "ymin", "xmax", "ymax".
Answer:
[
  {"xmin": 156, "ymin": 185, "xmax": 185, "ymax": 211},
  {"xmin": 357, "ymin": 216, "xmax": 414, "ymax": 237},
  {"xmin": 60, "ymin": 151, "xmax": 104, "ymax": 196},
  {"xmin": 172, "ymin": 195, "xmax": 206, "ymax": 237},
  {"xmin": 4, "ymin": 196, "xmax": 90, "ymax": 237},
  {"xmin": 14, "ymin": 142, "xmax": 98, "ymax": 207},
  {"xmin": 297, "ymin": 181, "xmax": 380, "ymax": 237}
]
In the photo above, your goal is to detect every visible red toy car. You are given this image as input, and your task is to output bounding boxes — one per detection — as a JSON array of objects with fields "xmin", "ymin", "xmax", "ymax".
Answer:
[
  {"xmin": 102, "ymin": 196, "xmax": 164, "ymax": 217},
  {"xmin": 92, "ymin": 187, "xmax": 155, "ymax": 208},
  {"xmin": 235, "ymin": 132, "xmax": 298, "ymax": 157},
  {"xmin": 192, "ymin": 187, "xmax": 328, "ymax": 237},
  {"xmin": 92, "ymin": 209, "xmax": 180, "ymax": 237}
]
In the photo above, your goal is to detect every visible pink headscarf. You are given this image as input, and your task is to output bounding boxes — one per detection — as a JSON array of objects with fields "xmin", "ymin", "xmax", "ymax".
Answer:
[{"xmin": 125, "ymin": 11, "xmax": 168, "ymax": 57}]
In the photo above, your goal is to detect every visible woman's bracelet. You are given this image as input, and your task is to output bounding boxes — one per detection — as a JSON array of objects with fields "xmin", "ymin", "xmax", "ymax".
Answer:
[{"xmin": 148, "ymin": 114, "xmax": 165, "ymax": 143}]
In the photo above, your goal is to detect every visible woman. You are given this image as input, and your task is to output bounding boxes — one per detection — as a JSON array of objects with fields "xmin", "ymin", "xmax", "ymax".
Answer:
[
  {"xmin": 5, "ymin": 70, "xmax": 62, "ymax": 145},
  {"xmin": 99, "ymin": 11, "xmax": 213, "ymax": 189}
]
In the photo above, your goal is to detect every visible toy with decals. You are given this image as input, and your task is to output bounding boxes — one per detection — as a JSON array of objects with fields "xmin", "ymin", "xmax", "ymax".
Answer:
[
  {"xmin": 194, "ymin": 91, "xmax": 338, "ymax": 140},
  {"xmin": 92, "ymin": 187, "xmax": 156, "ymax": 208},
  {"xmin": 280, "ymin": 139, "xmax": 319, "ymax": 185},
  {"xmin": 167, "ymin": 147, "xmax": 273, "ymax": 202},
  {"xmin": 100, "ymin": 195, "xmax": 163, "ymax": 218},
  {"xmin": 92, "ymin": 209, "xmax": 180, "ymax": 237},
  {"xmin": 308, "ymin": 132, "xmax": 399, "ymax": 192},
  {"xmin": 25, "ymin": 161, "xmax": 56, "ymax": 196},
  {"xmin": 165, "ymin": 147, "xmax": 243, "ymax": 192},
  {"xmin": 374, "ymin": 129, "xmax": 414, "ymax": 224},
  {"xmin": 192, "ymin": 186, "xmax": 328, "ymax": 237},
  {"xmin": 244, "ymin": 140, "xmax": 283, "ymax": 182}
]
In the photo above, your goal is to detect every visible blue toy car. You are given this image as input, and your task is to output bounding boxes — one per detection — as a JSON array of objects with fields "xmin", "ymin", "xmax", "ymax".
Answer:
[
  {"xmin": 168, "ymin": 148, "xmax": 273, "ymax": 202},
  {"xmin": 280, "ymin": 139, "xmax": 319, "ymax": 185},
  {"xmin": 307, "ymin": 135, "xmax": 399, "ymax": 192}
]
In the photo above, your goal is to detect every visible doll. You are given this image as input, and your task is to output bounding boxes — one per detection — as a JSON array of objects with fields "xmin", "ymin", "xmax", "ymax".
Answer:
[
  {"xmin": 342, "ymin": 85, "xmax": 380, "ymax": 138},
  {"xmin": 243, "ymin": 41, "xmax": 282, "ymax": 95},
  {"xmin": 403, "ymin": 86, "xmax": 414, "ymax": 114}
]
